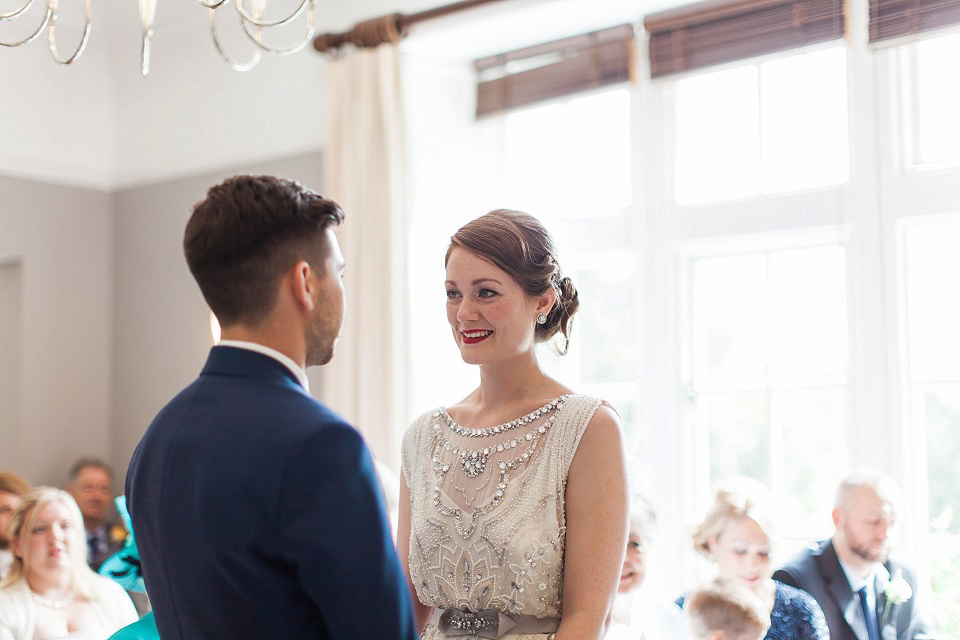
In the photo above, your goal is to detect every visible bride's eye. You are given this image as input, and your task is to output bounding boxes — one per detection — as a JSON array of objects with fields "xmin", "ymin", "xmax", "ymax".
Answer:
[
  {"xmin": 478, "ymin": 288, "xmax": 499, "ymax": 299},
  {"xmin": 446, "ymin": 289, "xmax": 461, "ymax": 300}
]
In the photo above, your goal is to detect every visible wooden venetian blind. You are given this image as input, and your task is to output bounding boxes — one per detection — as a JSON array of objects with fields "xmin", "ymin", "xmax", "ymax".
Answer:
[
  {"xmin": 645, "ymin": 0, "xmax": 845, "ymax": 78},
  {"xmin": 475, "ymin": 24, "xmax": 634, "ymax": 118},
  {"xmin": 869, "ymin": 0, "xmax": 960, "ymax": 42}
]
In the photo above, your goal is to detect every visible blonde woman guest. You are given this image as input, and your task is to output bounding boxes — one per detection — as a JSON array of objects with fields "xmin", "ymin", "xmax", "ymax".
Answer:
[
  {"xmin": 0, "ymin": 487, "xmax": 137, "ymax": 640},
  {"xmin": 399, "ymin": 210, "xmax": 629, "ymax": 640},
  {"xmin": 677, "ymin": 477, "xmax": 828, "ymax": 640}
]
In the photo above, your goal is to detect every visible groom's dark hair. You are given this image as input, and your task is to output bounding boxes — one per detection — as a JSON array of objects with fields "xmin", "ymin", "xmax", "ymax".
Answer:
[{"xmin": 184, "ymin": 175, "xmax": 344, "ymax": 328}]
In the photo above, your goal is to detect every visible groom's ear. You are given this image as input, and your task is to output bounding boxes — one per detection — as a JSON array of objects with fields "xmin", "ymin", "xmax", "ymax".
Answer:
[{"xmin": 287, "ymin": 260, "xmax": 316, "ymax": 312}]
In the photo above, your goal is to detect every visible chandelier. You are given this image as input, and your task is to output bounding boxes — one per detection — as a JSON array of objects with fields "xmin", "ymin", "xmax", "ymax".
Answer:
[{"xmin": 0, "ymin": 0, "xmax": 316, "ymax": 75}]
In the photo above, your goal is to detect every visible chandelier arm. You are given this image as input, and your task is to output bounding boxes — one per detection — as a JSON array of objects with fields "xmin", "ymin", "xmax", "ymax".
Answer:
[
  {"xmin": 233, "ymin": 0, "xmax": 309, "ymax": 29},
  {"xmin": 139, "ymin": 0, "xmax": 156, "ymax": 76},
  {"xmin": 238, "ymin": 0, "xmax": 314, "ymax": 55},
  {"xmin": 0, "ymin": 0, "xmax": 36, "ymax": 21},
  {"xmin": 0, "ymin": 2, "xmax": 50, "ymax": 47},
  {"xmin": 209, "ymin": 6, "xmax": 261, "ymax": 71},
  {"xmin": 196, "ymin": 0, "xmax": 230, "ymax": 9},
  {"xmin": 47, "ymin": 0, "xmax": 91, "ymax": 64}
]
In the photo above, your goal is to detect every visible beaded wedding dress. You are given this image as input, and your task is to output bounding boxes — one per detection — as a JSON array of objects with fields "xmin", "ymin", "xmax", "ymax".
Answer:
[{"xmin": 401, "ymin": 394, "xmax": 604, "ymax": 639}]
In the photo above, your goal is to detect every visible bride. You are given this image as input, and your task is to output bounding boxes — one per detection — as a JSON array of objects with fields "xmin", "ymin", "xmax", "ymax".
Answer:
[{"xmin": 398, "ymin": 209, "xmax": 629, "ymax": 639}]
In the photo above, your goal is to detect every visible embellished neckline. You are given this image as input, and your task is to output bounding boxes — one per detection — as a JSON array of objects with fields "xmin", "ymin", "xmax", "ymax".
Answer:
[
  {"xmin": 430, "ymin": 395, "xmax": 572, "ymax": 538},
  {"xmin": 438, "ymin": 394, "xmax": 573, "ymax": 438}
]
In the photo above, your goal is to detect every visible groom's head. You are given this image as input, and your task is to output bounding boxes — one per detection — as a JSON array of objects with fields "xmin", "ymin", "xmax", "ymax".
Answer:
[{"xmin": 184, "ymin": 175, "xmax": 347, "ymax": 365}]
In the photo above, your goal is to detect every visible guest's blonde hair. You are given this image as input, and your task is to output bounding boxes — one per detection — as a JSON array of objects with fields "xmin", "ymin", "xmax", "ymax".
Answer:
[
  {"xmin": 0, "ymin": 487, "xmax": 101, "ymax": 598},
  {"xmin": 691, "ymin": 477, "xmax": 777, "ymax": 558},
  {"xmin": 685, "ymin": 578, "xmax": 770, "ymax": 639}
]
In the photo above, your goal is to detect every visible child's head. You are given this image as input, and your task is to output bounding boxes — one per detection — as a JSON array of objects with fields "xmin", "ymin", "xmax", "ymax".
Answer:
[{"xmin": 684, "ymin": 578, "xmax": 770, "ymax": 640}]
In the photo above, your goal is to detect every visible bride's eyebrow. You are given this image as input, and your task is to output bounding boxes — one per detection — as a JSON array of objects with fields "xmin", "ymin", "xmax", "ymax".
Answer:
[{"xmin": 444, "ymin": 278, "xmax": 504, "ymax": 287}]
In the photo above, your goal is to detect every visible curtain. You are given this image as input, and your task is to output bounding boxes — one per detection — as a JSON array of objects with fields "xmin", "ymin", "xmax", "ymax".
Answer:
[{"xmin": 318, "ymin": 44, "xmax": 407, "ymax": 473}]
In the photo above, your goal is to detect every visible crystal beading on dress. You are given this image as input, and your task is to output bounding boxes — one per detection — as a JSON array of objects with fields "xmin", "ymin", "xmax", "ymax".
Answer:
[
  {"xmin": 434, "ymin": 396, "xmax": 568, "ymax": 479},
  {"xmin": 433, "ymin": 396, "xmax": 568, "ymax": 538}
]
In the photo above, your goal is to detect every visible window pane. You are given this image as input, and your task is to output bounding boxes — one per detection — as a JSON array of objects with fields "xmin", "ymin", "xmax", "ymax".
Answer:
[
  {"xmin": 775, "ymin": 387, "xmax": 847, "ymax": 534},
  {"xmin": 701, "ymin": 392, "xmax": 770, "ymax": 487},
  {"xmin": 674, "ymin": 47, "xmax": 849, "ymax": 205},
  {"xmin": 925, "ymin": 385, "xmax": 960, "ymax": 536},
  {"xmin": 929, "ymin": 537, "xmax": 960, "ymax": 640},
  {"xmin": 576, "ymin": 263, "xmax": 637, "ymax": 383},
  {"xmin": 768, "ymin": 246, "xmax": 849, "ymax": 386},
  {"xmin": 503, "ymin": 89, "xmax": 631, "ymax": 219},
  {"xmin": 674, "ymin": 65, "xmax": 760, "ymax": 205},
  {"xmin": 904, "ymin": 218, "xmax": 960, "ymax": 380},
  {"xmin": 915, "ymin": 32, "xmax": 960, "ymax": 167},
  {"xmin": 692, "ymin": 254, "xmax": 768, "ymax": 390},
  {"xmin": 759, "ymin": 47, "xmax": 849, "ymax": 192}
]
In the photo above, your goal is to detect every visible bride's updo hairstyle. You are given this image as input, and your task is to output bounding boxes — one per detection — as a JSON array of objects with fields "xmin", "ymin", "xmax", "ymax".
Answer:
[{"xmin": 446, "ymin": 209, "xmax": 579, "ymax": 354}]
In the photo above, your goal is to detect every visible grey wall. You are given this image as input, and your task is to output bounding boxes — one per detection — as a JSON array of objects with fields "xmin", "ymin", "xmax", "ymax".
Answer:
[
  {"xmin": 0, "ymin": 151, "xmax": 323, "ymax": 490},
  {"xmin": 110, "ymin": 151, "xmax": 326, "ymax": 482},
  {"xmin": 0, "ymin": 177, "xmax": 113, "ymax": 486}
]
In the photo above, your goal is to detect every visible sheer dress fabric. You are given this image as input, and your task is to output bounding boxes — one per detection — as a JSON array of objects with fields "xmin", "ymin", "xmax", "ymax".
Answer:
[{"xmin": 402, "ymin": 395, "xmax": 604, "ymax": 640}]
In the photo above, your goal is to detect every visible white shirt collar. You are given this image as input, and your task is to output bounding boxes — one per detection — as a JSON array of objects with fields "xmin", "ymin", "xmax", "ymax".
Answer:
[
  {"xmin": 838, "ymin": 555, "xmax": 889, "ymax": 610},
  {"xmin": 217, "ymin": 340, "xmax": 310, "ymax": 393}
]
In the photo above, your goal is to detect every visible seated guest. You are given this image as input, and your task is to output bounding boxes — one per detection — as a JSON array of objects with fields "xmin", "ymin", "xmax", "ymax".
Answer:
[
  {"xmin": 684, "ymin": 578, "xmax": 770, "ymax": 640},
  {"xmin": 0, "ymin": 487, "xmax": 138, "ymax": 639},
  {"xmin": 773, "ymin": 468, "xmax": 933, "ymax": 640},
  {"xmin": 606, "ymin": 495, "xmax": 690, "ymax": 640},
  {"xmin": 679, "ymin": 477, "xmax": 829, "ymax": 639},
  {"xmin": 0, "ymin": 472, "xmax": 31, "ymax": 579},
  {"xmin": 66, "ymin": 458, "xmax": 125, "ymax": 571}
]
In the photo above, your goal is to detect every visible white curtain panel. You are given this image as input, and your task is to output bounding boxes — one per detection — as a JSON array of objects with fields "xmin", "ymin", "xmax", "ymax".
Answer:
[{"xmin": 319, "ymin": 44, "xmax": 407, "ymax": 473}]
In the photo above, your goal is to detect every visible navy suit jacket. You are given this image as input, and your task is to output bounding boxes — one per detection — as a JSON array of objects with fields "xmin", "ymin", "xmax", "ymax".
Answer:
[
  {"xmin": 126, "ymin": 346, "xmax": 417, "ymax": 640},
  {"xmin": 773, "ymin": 539, "xmax": 933, "ymax": 640}
]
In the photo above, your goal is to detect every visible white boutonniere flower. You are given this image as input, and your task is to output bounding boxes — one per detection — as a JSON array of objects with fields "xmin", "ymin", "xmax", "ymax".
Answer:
[{"xmin": 881, "ymin": 569, "xmax": 913, "ymax": 624}]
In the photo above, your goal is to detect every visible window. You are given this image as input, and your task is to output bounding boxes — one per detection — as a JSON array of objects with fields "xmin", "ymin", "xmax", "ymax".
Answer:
[
  {"xmin": 901, "ymin": 216, "xmax": 960, "ymax": 635},
  {"xmin": 897, "ymin": 31, "xmax": 960, "ymax": 170},
  {"xmin": 673, "ymin": 46, "xmax": 849, "ymax": 205},
  {"xmin": 406, "ymin": 87, "xmax": 638, "ymax": 432},
  {"xmin": 684, "ymin": 240, "xmax": 849, "ymax": 536},
  {"xmin": 482, "ymin": 89, "xmax": 640, "ymax": 436}
]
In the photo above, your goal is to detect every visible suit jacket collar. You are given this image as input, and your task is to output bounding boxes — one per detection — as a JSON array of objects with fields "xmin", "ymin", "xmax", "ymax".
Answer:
[
  {"xmin": 817, "ymin": 539, "xmax": 868, "ymax": 640},
  {"xmin": 202, "ymin": 345, "xmax": 307, "ymax": 394},
  {"xmin": 818, "ymin": 539, "xmax": 893, "ymax": 640}
]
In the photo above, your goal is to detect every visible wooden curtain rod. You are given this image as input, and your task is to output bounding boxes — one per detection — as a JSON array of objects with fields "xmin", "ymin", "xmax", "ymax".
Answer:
[{"xmin": 313, "ymin": 0, "xmax": 509, "ymax": 54}]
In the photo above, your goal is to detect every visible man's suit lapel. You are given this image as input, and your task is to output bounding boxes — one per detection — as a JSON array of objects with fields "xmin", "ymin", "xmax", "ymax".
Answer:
[{"xmin": 820, "ymin": 541, "xmax": 869, "ymax": 640}]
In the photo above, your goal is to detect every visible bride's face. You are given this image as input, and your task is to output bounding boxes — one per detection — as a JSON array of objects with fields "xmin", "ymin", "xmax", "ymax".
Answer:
[
  {"xmin": 445, "ymin": 248, "xmax": 541, "ymax": 365},
  {"xmin": 16, "ymin": 500, "xmax": 78, "ymax": 578}
]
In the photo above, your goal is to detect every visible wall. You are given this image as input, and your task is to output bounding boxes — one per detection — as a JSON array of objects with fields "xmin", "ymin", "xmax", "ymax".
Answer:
[
  {"xmin": 110, "ymin": 151, "xmax": 325, "ymax": 481},
  {"xmin": 0, "ymin": 176, "xmax": 113, "ymax": 486}
]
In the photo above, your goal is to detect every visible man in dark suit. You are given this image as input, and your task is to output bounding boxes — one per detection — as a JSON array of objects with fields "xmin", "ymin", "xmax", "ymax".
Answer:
[
  {"xmin": 66, "ymin": 457, "xmax": 125, "ymax": 571},
  {"xmin": 126, "ymin": 175, "xmax": 417, "ymax": 639},
  {"xmin": 773, "ymin": 469, "xmax": 932, "ymax": 640}
]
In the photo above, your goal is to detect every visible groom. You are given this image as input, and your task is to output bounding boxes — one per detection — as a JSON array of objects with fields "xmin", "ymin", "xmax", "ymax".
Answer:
[{"xmin": 126, "ymin": 175, "xmax": 417, "ymax": 639}]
